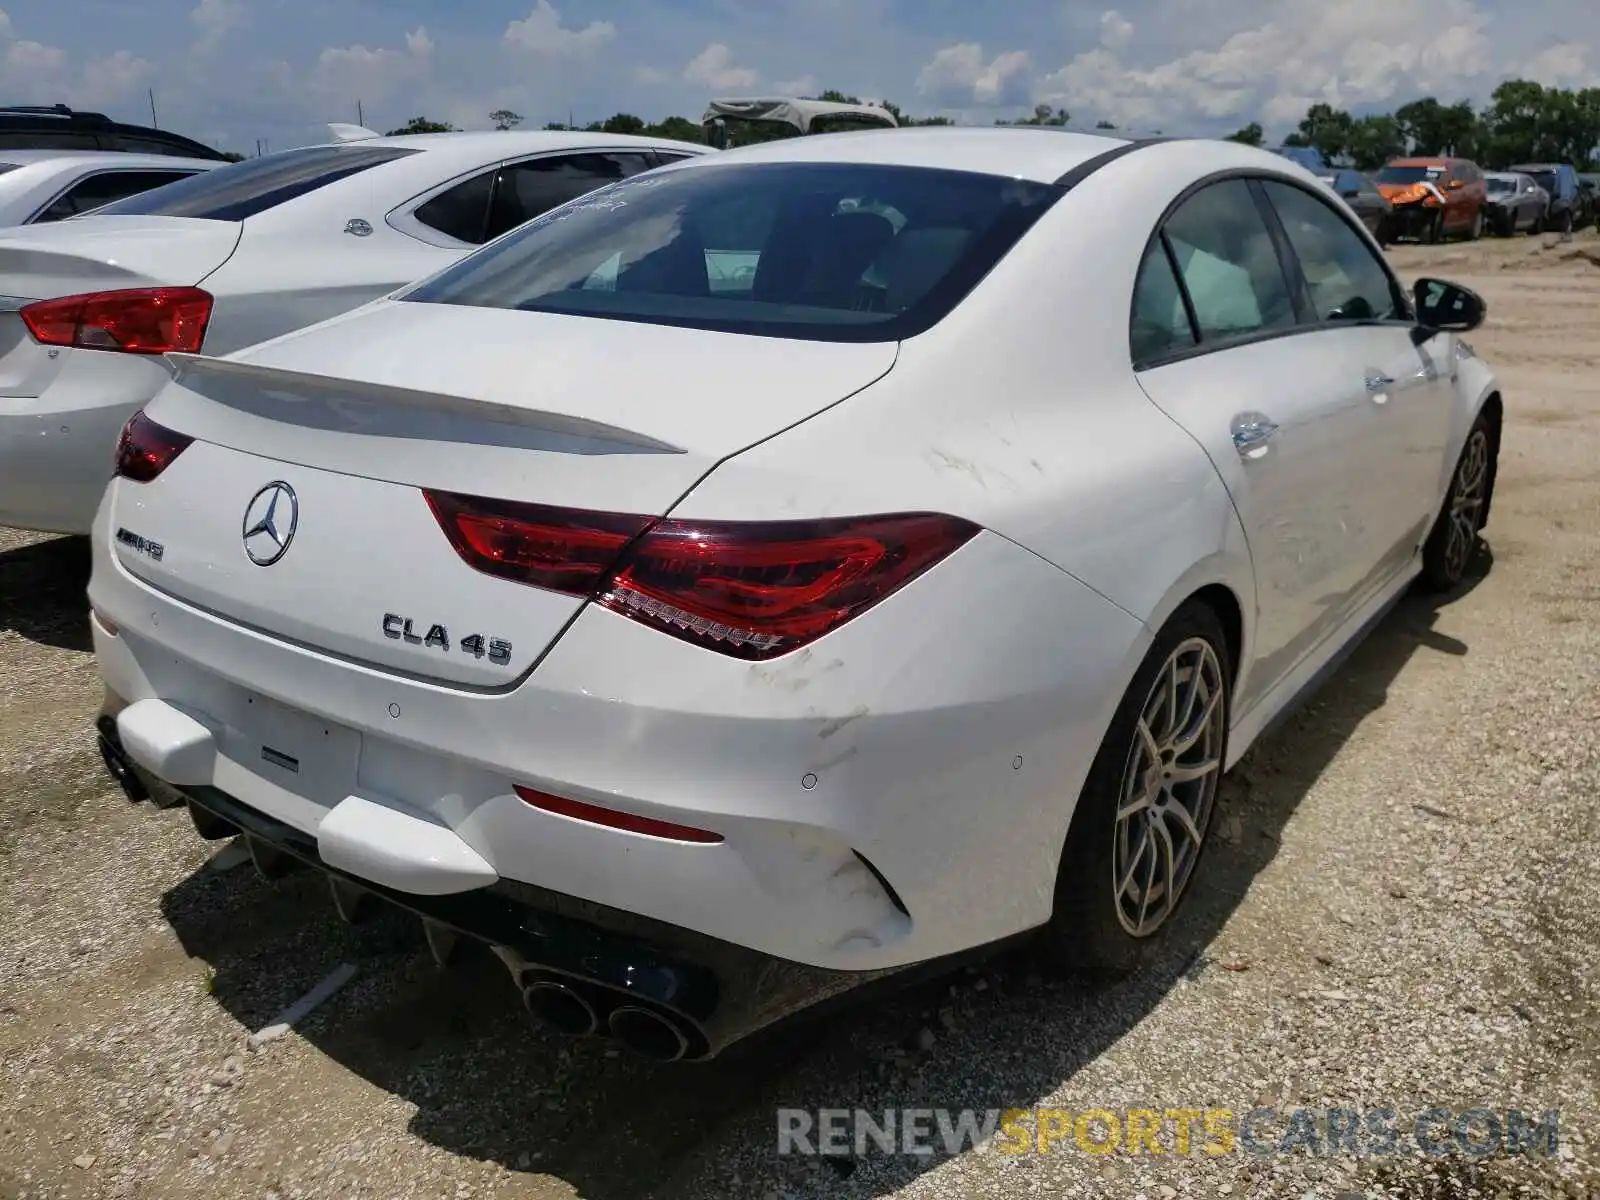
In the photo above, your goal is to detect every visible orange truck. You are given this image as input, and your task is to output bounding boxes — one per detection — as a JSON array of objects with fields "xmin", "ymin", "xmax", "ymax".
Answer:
[{"xmin": 1374, "ymin": 157, "xmax": 1489, "ymax": 243}]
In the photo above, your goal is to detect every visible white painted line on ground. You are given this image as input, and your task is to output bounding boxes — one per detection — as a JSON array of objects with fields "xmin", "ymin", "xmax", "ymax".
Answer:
[{"xmin": 247, "ymin": 962, "xmax": 358, "ymax": 1050}]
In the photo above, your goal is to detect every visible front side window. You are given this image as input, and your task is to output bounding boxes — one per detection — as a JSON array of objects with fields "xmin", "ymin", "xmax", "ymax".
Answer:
[
  {"xmin": 1261, "ymin": 180, "xmax": 1399, "ymax": 323},
  {"xmin": 1161, "ymin": 180, "xmax": 1297, "ymax": 342},
  {"xmin": 34, "ymin": 169, "xmax": 201, "ymax": 222},
  {"xmin": 404, "ymin": 161, "xmax": 1063, "ymax": 342},
  {"xmin": 88, "ymin": 144, "xmax": 419, "ymax": 221}
]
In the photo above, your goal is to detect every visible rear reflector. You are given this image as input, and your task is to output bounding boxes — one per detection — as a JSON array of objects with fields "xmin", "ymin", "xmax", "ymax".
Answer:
[
  {"xmin": 513, "ymin": 786, "xmax": 723, "ymax": 844},
  {"xmin": 20, "ymin": 286, "xmax": 212, "ymax": 355},
  {"xmin": 114, "ymin": 409, "xmax": 193, "ymax": 483},
  {"xmin": 424, "ymin": 490, "xmax": 979, "ymax": 660}
]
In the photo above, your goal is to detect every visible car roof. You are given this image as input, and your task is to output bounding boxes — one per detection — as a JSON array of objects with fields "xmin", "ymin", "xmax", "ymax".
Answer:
[
  {"xmin": 1387, "ymin": 157, "xmax": 1456, "ymax": 167},
  {"xmin": 659, "ymin": 125, "xmax": 1133, "ymax": 184},
  {"xmin": 0, "ymin": 149, "xmax": 220, "ymax": 170},
  {"xmin": 365, "ymin": 129, "xmax": 709, "ymax": 161}
]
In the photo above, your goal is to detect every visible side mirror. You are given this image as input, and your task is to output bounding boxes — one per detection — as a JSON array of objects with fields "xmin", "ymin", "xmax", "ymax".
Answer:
[
  {"xmin": 1339, "ymin": 186, "xmax": 1360, "ymax": 199},
  {"xmin": 1411, "ymin": 277, "xmax": 1486, "ymax": 343},
  {"xmin": 1447, "ymin": 178, "xmax": 1464, "ymax": 190}
]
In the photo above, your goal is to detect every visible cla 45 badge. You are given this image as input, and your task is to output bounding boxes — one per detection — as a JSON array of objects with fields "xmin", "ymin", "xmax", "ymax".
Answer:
[{"xmin": 382, "ymin": 613, "xmax": 512, "ymax": 665}]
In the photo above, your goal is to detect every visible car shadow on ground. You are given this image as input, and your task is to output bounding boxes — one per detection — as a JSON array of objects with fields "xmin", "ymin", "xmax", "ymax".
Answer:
[
  {"xmin": 0, "ymin": 533, "xmax": 92, "ymax": 653},
  {"xmin": 158, "ymin": 549, "xmax": 1491, "ymax": 1199}
]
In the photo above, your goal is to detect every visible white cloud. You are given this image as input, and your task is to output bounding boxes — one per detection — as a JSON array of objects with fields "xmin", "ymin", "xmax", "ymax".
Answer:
[
  {"xmin": 502, "ymin": 1, "xmax": 616, "ymax": 60},
  {"xmin": 190, "ymin": 0, "xmax": 243, "ymax": 53},
  {"xmin": 1513, "ymin": 41, "xmax": 1592, "ymax": 85},
  {"xmin": 916, "ymin": 43, "xmax": 1033, "ymax": 107},
  {"xmin": 311, "ymin": 27, "xmax": 433, "ymax": 108},
  {"xmin": 683, "ymin": 43, "xmax": 758, "ymax": 91},
  {"xmin": 1099, "ymin": 10, "xmax": 1133, "ymax": 50},
  {"xmin": 1037, "ymin": 0, "xmax": 1496, "ymax": 130}
]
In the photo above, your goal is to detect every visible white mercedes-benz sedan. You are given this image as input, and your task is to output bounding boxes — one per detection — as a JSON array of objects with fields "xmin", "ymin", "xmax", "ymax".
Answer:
[
  {"xmin": 0, "ymin": 130, "xmax": 706, "ymax": 535},
  {"xmin": 88, "ymin": 128, "xmax": 1502, "ymax": 1062}
]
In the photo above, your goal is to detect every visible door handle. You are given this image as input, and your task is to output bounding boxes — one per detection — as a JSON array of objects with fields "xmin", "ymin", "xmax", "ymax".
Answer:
[{"xmin": 1231, "ymin": 413, "xmax": 1279, "ymax": 457}]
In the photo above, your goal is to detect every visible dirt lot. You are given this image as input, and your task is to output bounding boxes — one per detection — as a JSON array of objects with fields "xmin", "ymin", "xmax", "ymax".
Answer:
[{"xmin": 3, "ymin": 228, "xmax": 1599, "ymax": 1200}]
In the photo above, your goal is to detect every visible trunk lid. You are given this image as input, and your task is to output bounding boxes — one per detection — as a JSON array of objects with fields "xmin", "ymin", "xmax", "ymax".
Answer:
[
  {"xmin": 0, "ymin": 216, "xmax": 242, "ymax": 397},
  {"xmin": 111, "ymin": 300, "xmax": 897, "ymax": 687}
]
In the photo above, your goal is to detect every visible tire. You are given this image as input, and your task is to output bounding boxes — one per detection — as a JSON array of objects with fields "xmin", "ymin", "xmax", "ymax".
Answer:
[
  {"xmin": 1531, "ymin": 210, "xmax": 1544, "ymax": 234},
  {"xmin": 1419, "ymin": 412, "xmax": 1495, "ymax": 592},
  {"xmin": 1468, "ymin": 209, "xmax": 1483, "ymax": 240},
  {"xmin": 1426, "ymin": 210, "xmax": 1446, "ymax": 244},
  {"xmin": 1041, "ymin": 602, "xmax": 1231, "ymax": 978}
]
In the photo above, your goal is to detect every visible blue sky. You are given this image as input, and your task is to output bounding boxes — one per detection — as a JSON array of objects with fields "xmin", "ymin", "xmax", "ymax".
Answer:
[{"xmin": 2, "ymin": 0, "xmax": 1595, "ymax": 153}]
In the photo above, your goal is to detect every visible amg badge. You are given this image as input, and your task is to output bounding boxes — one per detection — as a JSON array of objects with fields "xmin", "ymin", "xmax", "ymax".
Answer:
[
  {"xmin": 115, "ymin": 527, "xmax": 165, "ymax": 562},
  {"xmin": 383, "ymin": 613, "xmax": 512, "ymax": 665}
]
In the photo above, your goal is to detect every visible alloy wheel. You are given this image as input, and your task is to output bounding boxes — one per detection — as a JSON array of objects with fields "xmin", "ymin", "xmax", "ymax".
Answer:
[
  {"xmin": 1111, "ymin": 637, "xmax": 1226, "ymax": 938},
  {"xmin": 1443, "ymin": 429, "xmax": 1489, "ymax": 581}
]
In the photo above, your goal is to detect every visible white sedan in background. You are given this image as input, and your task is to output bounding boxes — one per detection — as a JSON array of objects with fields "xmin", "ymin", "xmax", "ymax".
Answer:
[
  {"xmin": 89, "ymin": 128, "xmax": 1503, "ymax": 1062},
  {"xmin": 0, "ymin": 150, "xmax": 220, "ymax": 227},
  {"xmin": 0, "ymin": 130, "xmax": 706, "ymax": 534}
]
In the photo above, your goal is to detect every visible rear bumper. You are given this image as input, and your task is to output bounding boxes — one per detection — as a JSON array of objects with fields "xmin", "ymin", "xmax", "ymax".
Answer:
[
  {"xmin": 89, "ymin": 481, "xmax": 1148, "ymax": 977},
  {"xmin": 0, "ymin": 349, "xmax": 170, "ymax": 534},
  {"xmin": 96, "ymin": 702, "xmax": 890, "ymax": 1060}
]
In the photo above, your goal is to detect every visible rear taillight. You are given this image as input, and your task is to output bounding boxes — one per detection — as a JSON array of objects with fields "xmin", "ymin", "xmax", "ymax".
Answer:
[
  {"xmin": 423, "ymin": 492, "xmax": 652, "ymax": 595},
  {"xmin": 114, "ymin": 409, "xmax": 192, "ymax": 482},
  {"xmin": 20, "ymin": 287, "xmax": 212, "ymax": 354},
  {"xmin": 424, "ymin": 489, "xmax": 979, "ymax": 660}
]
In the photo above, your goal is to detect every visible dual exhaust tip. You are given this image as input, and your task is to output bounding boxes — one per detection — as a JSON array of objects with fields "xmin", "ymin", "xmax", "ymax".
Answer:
[{"xmin": 521, "ymin": 978, "xmax": 691, "ymax": 1062}]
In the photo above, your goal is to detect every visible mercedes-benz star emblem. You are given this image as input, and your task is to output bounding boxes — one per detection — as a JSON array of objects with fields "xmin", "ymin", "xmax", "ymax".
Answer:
[{"xmin": 242, "ymin": 482, "xmax": 299, "ymax": 566}]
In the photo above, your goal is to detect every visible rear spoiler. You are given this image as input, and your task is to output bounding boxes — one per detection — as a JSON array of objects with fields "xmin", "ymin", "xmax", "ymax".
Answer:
[
  {"xmin": 327, "ymin": 123, "xmax": 382, "ymax": 143},
  {"xmin": 164, "ymin": 354, "xmax": 687, "ymax": 454}
]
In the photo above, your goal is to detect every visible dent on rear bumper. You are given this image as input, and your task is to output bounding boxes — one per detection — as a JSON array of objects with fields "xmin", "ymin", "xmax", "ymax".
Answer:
[{"xmin": 90, "ymin": 500, "xmax": 1149, "ymax": 974}]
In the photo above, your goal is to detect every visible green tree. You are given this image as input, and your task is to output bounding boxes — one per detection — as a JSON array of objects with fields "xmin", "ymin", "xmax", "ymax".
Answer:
[
  {"xmin": 1294, "ymin": 103, "xmax": 1356, "ymax": 162},
  {"xmin": 1009, "ymin": 103, "xmax": 1070, "ymax": 127},
  {"xmin": 386, "ymin": 116, "xmax": 456, "ymax": 135},
  {"xmin": 597, "ymin": 112, "xmax": 646, "ymax": 135},
  {"xmin": 1226, "ymin": 121, "xmax": 1264, "ymax": 146},
  {"xmin": 489, "ymin": 109, "xmax": 523, "ymax": 131},
  {"xmin": 218, "ymin": 150, "xmax": 246, "ymax": 162},
  {"xmin": 643, "ymin": 115, "xmax": 705, "ymax": 143},
  {"xmin": 1394, "ymin": 97, "xmax": 1478, "ymax": 157},
  {"xmin": 1345, "ymin": 114, "xmax": 1405, "ymax": 170}
]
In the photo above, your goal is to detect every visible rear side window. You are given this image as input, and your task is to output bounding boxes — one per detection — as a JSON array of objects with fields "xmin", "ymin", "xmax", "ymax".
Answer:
[
  {"xmin": 88, "ymin": 144, "xmax": 419, "ymax": 221},
  {"xmin": 413, "ymin": 169, "xmax": 495, "ymax": 244},
  {"xmin": 484, "ymin": 152, "xmax": 656, "ymax": 241},
  {"xmin": 1161, "ymin": 180, "xmax": 1297, "ymax": 342},
  {"xmin": 1261, "ymin": 181, "xmax": 1399, "ymax": 323},
  {"xmin": 405, "ymin": 161, "xmax": 1062, "ymax": 342},
  {"xmin": 33, "ymin": 169, "xmax": 202, "ymax": 223},
  {"xmin": 1130, "ymin": 239, "xmax": 1196, "ymax": 363}
]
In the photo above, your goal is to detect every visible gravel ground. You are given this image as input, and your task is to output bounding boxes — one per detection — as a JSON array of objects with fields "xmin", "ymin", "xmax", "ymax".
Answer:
[{"xmin": 2, "ymin": 228, "xmax": 1598, "ymax": 1200}]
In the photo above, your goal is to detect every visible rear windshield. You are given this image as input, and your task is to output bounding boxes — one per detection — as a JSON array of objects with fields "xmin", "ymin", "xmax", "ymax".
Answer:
[
  {"xmin": 1376, "ymin": 164, "xmax": 1443, "ymax": 185},
  {"xmin": 88, "ymin": 144, "xmax": 419, "ymax": 222},
  {"xmin": 403, "ymin": 161, "xmax": 1063, "ymax": 342}
]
